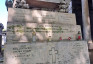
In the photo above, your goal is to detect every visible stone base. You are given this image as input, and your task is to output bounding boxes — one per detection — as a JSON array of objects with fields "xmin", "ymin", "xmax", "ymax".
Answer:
[
  {"xmin": 4, "ymin": 41, "xmax": 90, "ymax": 64},
  {"xmin": 8, "ymin": 8, "xmax": 76, "ymax": 24}
]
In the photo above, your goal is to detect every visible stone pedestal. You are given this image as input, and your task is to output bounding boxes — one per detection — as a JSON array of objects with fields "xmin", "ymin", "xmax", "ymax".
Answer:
[
  {"xmin": 4, "ymin": 41, "xmax": 90, "ymax": 64},
  {"xmin": 4, "ymin": 8, "xmax": 90, "ymax": 64}
]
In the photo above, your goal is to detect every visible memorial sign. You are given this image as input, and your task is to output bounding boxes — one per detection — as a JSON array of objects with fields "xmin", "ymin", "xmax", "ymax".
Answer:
[
  {"xmin": 4, "ymin": 41, "xmax": 90, "ymax": 64},
  {"xmin": 8, "ymin": 8, "xmax": 76, "ymax": 24},
  {"xmin": 7, "ymin": 22, "xmax": 82, "ymax": 43}
]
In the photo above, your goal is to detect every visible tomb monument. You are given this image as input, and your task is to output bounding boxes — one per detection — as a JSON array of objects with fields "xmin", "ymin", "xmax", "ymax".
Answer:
[{"xmin": 4, "ymin": 0, "xmax": 90, "ymax": 64}]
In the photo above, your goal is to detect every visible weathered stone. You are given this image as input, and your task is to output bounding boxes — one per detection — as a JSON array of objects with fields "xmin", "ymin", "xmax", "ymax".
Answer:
[
  {"xmin": 58, "ymin": 12, "xmax": 76, "ymax": 24},
  {"xmin": 7, "ymin": 23, "xmax": 82, "ymax": 42},
  {"xmin": 8, "ymin": 8, "xmax": 76, "ymax": 24},
  {"xmin": 6, "ymin": 32, "xmax": 14, "ymax": 42},
  {"xmin": 4, "ymin": 41, "xmax": 90, "ymax": 64},
  {"xmin": 7, "ymin": 23, "xmax": 80, "ymax": 32},
  {"xmin": 6, "ymin": 32, "xmax": 81, "ymax": 43}
]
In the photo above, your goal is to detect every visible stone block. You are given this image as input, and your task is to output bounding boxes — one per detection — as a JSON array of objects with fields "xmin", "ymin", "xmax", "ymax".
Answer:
[
  {"xmin": 8, "ymin": 8, "xmax": 76, "ymax": 24},
  {"xmin": 7, "ymin": 32, "xmax": 80, "ymax": 43},
  {"xmin": 4, "ymin": 41, "xmax": 90, "ymax": 64},
  {"xmin": 7, "ymin": 23, "xmax": 81, "ymax": 33},
  {"xmin": 6, "ymin": 23, "xmax": 82, "ymax": 43}
]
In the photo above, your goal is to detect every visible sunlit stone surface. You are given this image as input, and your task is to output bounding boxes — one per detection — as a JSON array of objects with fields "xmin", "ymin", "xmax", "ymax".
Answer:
[
  {"xmin": 7, "ymin": 22, "xmax": 82, "ymax": 43},
  {"xmin": 4, "ymin": 41, "xmax": 90, "ymax": 64},
  {"xmin": 5, "ymin": 7, "xmax": 90, "ymax": 64},
  {"xmin": 7, "ymin": 8, "xmax": 80, "ymax": 43},
  {"xmin": 8, "ymin": 8, "xmax": 76, "ymax": 24}
]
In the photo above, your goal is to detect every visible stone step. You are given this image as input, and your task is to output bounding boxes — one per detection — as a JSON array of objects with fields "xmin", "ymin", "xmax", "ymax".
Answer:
[{"xmin": 8, "ymin": 8, "xmax": 76, "ymax": 24}]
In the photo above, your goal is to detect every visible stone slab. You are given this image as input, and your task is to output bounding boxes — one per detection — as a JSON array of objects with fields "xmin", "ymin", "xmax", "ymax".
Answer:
[
  {"xmin": 6, "ymin": 32, "xmax": 80, "ymax": 43},
  {"xmin": 7, "ymin": 23, "xmax": 81, "ymax": 33},
  {"xmin": 7, "ymin": 23, "xmax": 82, "ymax": 42},
  {"xmin": 8, "ymin": 8, "xmax": 76, "ymax": 24},
  {"xmin": 4, "ymin": 41, "xmax": 90, "ymax": 64}
]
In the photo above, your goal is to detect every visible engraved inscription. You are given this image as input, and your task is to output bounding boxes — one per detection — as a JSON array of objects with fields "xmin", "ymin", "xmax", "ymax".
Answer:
[
  {"xmin": 12, "ymin": 45, "xmax": 32, "ymax": 58},
  {"xmin": 4, "ymin": 41, "xmax": 90, "ymax": 64}
]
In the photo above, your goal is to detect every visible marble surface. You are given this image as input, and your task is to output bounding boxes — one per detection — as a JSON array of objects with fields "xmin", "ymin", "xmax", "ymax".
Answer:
[
  {"xmin": 8, "ymin": 8, "xmax": 76, "ymax": 24},
  {"xmin": 4, "ymin": 41, "xmax": 90, "ymax": 64},
  {"xmin": 7, "ymin": 22, "xmax": 82, "ymax": 43}
]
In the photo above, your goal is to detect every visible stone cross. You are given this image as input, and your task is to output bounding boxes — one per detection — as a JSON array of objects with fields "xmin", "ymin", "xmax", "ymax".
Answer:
[{"xmin": 49, "ymin": 47, "xmax": 58, "ymax": 64}]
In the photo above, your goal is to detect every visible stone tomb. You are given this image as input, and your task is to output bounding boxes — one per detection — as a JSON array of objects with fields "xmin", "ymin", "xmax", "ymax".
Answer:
[
  {"xmin": 4, "ymin": 41, "xmax": 90, "ymax": 64},
  {"xmin": 7, "ymin": 22, "xmax": 82, "ymax": 43},
  {"xmin": 8, "ymin": 8, "xmax": 76, "ymax": 25},
  {"xmin": 5, "ymin": 8, "xmax": 89, "ymax": 64}
]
